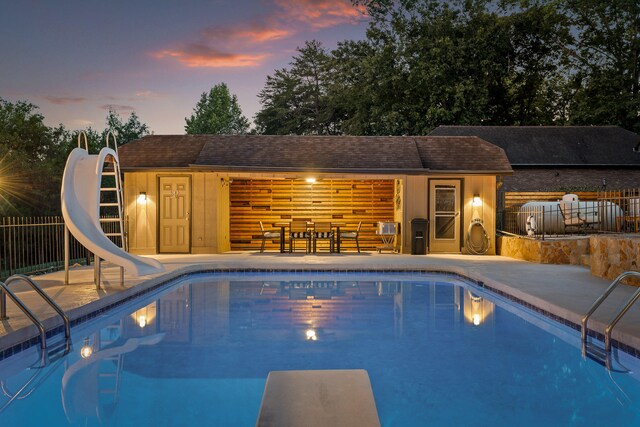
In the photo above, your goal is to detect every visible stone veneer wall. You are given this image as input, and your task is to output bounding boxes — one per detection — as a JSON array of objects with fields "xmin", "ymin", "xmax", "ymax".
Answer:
[
  {"xmin": 497, "ymin": 235, "xmax": 590, "ymax": 265},
  {"xmin": 498, "ymin": 234, "xmax": 640, "ymax": 284},
  {"xmin": 590, "ymin": 235, "xmax": 640, "ymax": 283}
]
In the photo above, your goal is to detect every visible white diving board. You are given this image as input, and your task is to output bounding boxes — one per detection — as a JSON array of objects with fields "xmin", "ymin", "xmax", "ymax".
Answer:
[{"xmin": 256, "ymin": 369, "xmax": 380, "ymax": 427}]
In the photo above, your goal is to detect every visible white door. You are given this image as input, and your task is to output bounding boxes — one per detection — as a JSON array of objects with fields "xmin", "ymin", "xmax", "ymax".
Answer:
[
  {"xmin": 159, "ymin": 176, "xmax": 191, "ymax": 253},
  {"xmin": 429, "ymin": 180, "xmax": 461, "ymax": 253}
]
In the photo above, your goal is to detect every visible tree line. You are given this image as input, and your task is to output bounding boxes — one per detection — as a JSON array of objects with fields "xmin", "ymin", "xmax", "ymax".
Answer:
[{"xmin": 253, "ymin": 0, "xmax": 640, "ymax": 135}]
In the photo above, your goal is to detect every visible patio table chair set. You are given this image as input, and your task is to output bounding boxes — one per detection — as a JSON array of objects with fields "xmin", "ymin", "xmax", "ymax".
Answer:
[{"xmin": 259, "ymin": 220, "xmax": 361, "ymax": 254}]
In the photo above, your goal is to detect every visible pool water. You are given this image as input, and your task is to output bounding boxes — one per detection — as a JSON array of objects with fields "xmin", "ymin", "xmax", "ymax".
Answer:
[{"xmin": 1, "ymin": 273, "xmax": 640, "ymax": 426}]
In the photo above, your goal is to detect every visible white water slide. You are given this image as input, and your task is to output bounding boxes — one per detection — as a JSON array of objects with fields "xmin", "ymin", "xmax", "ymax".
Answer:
[{"xmin": 61, "ymin": 147, "xmax": 164, "ymax": 277}]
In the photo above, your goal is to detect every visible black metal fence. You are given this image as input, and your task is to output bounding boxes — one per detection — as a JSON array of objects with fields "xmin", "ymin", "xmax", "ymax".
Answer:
[
  {"xmin": 0, "ymin": 216, "xmax": 124, "ymax": 280},
  {"xmin": 499, "ymin": 188, "xmax": 640, "ymax": 239}
]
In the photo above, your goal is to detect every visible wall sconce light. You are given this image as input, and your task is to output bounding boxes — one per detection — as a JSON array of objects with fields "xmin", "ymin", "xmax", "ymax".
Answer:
[
  {"xmin": 305, "ymin": 177, "xmax": 317, "ymax": 184},
  {"xmin": 137, "ymin": 192, "xmax": 147, "ymax": 204},
  {"xmin": 305, "ymin": 329, "xmax": 317, "ymax": 341},
  {"xmin": 220, "ymin": 177, "xmax": 233, "ymax": 187},
  {"xmin": 472, "ymin": 194, "xmax": 482, "ymax": 206}
]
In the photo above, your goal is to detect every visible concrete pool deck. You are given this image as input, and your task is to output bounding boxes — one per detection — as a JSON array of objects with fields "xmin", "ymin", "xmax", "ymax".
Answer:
[{"xmin": 1, "ymin": 253, "xmax": 639, "ymax": 359}]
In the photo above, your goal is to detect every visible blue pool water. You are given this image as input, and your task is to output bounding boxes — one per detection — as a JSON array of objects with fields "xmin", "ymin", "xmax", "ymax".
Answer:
[{"xmin": 1, "ymin": 272, "xmax": 640, "ymax": 426}]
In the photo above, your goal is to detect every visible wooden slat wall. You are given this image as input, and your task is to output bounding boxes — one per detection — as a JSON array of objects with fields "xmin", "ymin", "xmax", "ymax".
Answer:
[
  {"xmin": 230, "ymin": 179, "xmax": 394, "ymax": 251},
  {"xmin": 503, "ymin": 191, "xmax": 599, "ymax": 209}
]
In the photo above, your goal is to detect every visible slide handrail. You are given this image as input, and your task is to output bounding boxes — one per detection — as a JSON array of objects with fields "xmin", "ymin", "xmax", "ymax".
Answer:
[{"xmin": 77, "ymin": 131, "xmax": 88, "ymax": 151}]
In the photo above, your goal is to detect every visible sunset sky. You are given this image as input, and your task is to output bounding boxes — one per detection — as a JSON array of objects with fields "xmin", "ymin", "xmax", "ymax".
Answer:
[{"xmin": 0, "ymin": 0, "xmax": 368, "ymax": 134}]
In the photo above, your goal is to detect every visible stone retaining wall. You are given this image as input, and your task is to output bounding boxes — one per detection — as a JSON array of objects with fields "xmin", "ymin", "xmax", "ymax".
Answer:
[
  {"xmin": 497, "ymin": 235, "xmax": 589, "ymax": 265},
  {"xmin": 498, "ymin": 234, "xmax": 640, "ymax": 284},
  {"xmin": 590, "ymin": 235, "xmax": 640, "ymax": 283}
]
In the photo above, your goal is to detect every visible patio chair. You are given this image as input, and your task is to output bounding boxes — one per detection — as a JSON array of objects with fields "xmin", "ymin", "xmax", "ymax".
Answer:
[
  {"xmin": 312, "ymin": 222, "xmax": 334, "ymax": 253},
  {"xmin": 339, "ymin": 221, "xmax": 362, "ymax": 253},
  {"xmin": 259, "ymin": 221, "xmax": 281, "ymax": 253},
  {"xmin": 559, "ymin": 201, "xmax": 599, "ymax": 233},
  {"xmin": 289, "ymin": 219, "xmax": 311, "ymax": 253}
]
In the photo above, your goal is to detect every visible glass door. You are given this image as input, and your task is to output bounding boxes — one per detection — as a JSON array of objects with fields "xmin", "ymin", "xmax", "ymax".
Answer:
[{"xmin": 429, "ymin": 180, "xmax": 461, "ymax": 253}]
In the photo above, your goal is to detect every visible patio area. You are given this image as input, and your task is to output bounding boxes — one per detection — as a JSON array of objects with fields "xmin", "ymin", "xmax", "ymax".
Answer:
[{"xmin": 2, "ymin": 253, "xmax": 640, "ymax": 359}]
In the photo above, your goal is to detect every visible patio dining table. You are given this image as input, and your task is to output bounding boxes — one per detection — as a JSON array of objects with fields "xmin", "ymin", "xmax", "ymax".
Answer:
[{"xmin": 272, "ymin": 221, "xmax": 347, "ymax": 253}]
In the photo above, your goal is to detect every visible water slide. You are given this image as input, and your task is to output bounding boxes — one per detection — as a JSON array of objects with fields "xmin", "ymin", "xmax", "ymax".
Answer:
[{"xmin": 61, "ymin": 147, "xmax": 164, "ymax": 277}]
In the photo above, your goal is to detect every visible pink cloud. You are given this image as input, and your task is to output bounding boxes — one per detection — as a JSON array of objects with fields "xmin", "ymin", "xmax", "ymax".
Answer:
[
  {"xmin": 153, "ymin": 45, "xmax": 268, "ymax": 68},
  {"xmin": 43, "ymin": 96, "xmax": 86, "ymax": 105},
  {"xmin": 153, "ymin": 0, "xmax": 365, "ymax": 69},
  {"xmin": 274, "ymin": 0, "xmax": 367, "ymax": 29},
  {"xmin": 202, "ymin": 25, "xmax": 291, "ymax": 44}
]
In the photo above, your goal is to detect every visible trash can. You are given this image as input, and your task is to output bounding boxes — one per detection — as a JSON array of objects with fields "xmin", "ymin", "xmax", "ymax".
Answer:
[{"xmin": 411, "ymin": 218, "xmax": 428, "ymax": 255}]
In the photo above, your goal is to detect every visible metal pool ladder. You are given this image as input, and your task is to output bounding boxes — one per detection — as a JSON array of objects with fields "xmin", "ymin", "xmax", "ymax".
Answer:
[
  {"xmin": 581, "ymin": 271, "xmax": 640, "ymax": 370},
  {"xmin": 0, "ymin": 274, "xmax": 71, "ymax": 356}
]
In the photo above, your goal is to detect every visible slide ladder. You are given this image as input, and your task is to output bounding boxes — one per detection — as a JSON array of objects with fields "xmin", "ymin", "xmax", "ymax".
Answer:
[{"xmin": 96, "ymin": 131, "xmax": 126, "ymax": 287}]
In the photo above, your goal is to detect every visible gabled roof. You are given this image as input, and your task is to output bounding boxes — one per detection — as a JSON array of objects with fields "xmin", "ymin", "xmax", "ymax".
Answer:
[
  {"xmin": 429, "ymin": 125, "xmax": 640, "ymax": 166},
  {"xmin": 118, "ymin": 134, "xmax": 512, "ymax": 174}
]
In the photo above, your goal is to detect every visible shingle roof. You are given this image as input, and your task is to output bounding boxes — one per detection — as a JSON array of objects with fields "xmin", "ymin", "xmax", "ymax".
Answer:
[
  {"xmin": 429, "ymin": 126, "xmax": 640, "ymax": 166},
  {"xmin": 118, "ymin": 134, "xmax": 512, "ymax": 174}
]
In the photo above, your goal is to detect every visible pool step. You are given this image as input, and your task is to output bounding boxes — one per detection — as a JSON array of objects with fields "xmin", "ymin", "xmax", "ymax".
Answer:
[{"xmin": 584, "ymin": 342, "xmax": 630, "ymax": 373}]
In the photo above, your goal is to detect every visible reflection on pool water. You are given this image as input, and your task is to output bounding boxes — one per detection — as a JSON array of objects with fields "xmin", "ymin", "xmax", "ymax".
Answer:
[{"xmin": 1, "ymin": 273, "xmax": 640, "ymax": 426}]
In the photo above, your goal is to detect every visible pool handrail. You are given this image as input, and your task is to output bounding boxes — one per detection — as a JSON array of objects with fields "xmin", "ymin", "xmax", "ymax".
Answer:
[
  {"xmin": 581, "ymin": 271, "xmax": 640, "ymax": 350},
  {"xmin": 0, "ymin": 274, "xmax": 71, "ymax": 349},
  {"xmin": 605, "ymin": 285, "xmax": 640, "ymax": 352},
  {"xmin": 0, "ymin": 281, "xmax": 47, "ymax": 349}
]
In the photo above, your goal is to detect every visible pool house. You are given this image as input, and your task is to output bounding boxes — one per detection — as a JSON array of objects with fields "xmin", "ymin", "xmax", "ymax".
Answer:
[{"xmin": 118, "ymin": 135, "xmax": 512, "ymax": 255}]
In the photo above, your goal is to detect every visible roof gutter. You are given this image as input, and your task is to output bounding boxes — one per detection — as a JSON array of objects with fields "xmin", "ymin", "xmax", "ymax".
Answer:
[
  {"xmin": 187, "ymin": 164, "xmax": 513, "ymax": 175},
  {"xmin": 120, "ymin": 164, "xmax": 512, "ymax": 175}
]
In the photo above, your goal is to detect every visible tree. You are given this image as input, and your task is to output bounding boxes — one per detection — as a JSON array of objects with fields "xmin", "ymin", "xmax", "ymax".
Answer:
[
  {"xmin": 185, "ymin": 83, "xmax": 250, "ymax": 134},
  {"xmin": 256, "ymin": 41, "xmax": 339, "ymax": 135},
  {"xmin": 0, "ymin": 98, "xmax": 65, "ymax": 215},
  {"xmin": 103, "ymin": 108, "xmax": 149, "ymax": 144},
  {"xmin": 565, "ymin": 0, "xmax": 640, "ymax": 132},
  {"xmin": 352, "ymin": 0, "xmax": 571, "ymax": 132}
]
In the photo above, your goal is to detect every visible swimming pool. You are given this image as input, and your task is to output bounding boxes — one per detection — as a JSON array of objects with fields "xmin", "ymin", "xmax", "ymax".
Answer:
[{"xmin": 1, "ymin": 272, "xmax": 640, "ymax": 426}]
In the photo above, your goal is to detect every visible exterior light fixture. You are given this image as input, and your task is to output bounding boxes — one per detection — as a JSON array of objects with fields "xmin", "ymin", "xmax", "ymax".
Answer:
[
  {"xmin": 305, "ymin": 329, "xmax": 317, "ymax": 340},
  {"xmin": 306, "ymin": 177, "xmax": 316, "ymax": 184},
  {"xmin": 138, "ymin": 315, "xmax": 147, "ymax": 328},
  {"xmin": 472, "ymin": 194, "xmax": 482, "ymax": 206},
  {"xmin": 137, "ymin": 192, "xmax": 147, "ymax": 204}
]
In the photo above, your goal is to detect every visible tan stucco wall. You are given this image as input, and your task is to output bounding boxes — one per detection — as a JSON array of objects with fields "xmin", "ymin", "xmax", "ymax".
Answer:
[
  {"xmin": 124, "ymin": 171, "xmax": 230, "ymax": 254},
  {"xmin": 124, "ymin": 171, "xmax": 498, "ymax": 255},
  {"xmin": 399, "ymin": 175, "xmax": 497, "ymax": 255}
]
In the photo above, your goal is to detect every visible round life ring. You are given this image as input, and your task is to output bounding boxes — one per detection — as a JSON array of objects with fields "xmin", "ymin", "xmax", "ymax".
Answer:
[{"xmin": 526, "ymin": 215, "xmax": 537, "ymax": 236}]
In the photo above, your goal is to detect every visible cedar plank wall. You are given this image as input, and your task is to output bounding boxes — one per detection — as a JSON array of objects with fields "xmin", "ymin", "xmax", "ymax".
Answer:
[{"xmin": 230, "ymin": 179, "xmax": 394, "ymax": 251}]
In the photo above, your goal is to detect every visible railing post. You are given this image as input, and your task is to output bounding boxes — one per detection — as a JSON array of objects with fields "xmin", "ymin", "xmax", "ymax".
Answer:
[
  {"xmin": 541, "ymin": 206, "xmax": 545, "ymax": 241},
  {"xmin": 0, "ymin": 285, "xmax": 6, "ymax": 320},
  {"xmin": 94, "ymin": 254, "xmax": 101, "ymax": 290},
  {"xmin": 64, "ymin": 225, "xmax": 69, "ymax": 285}
]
